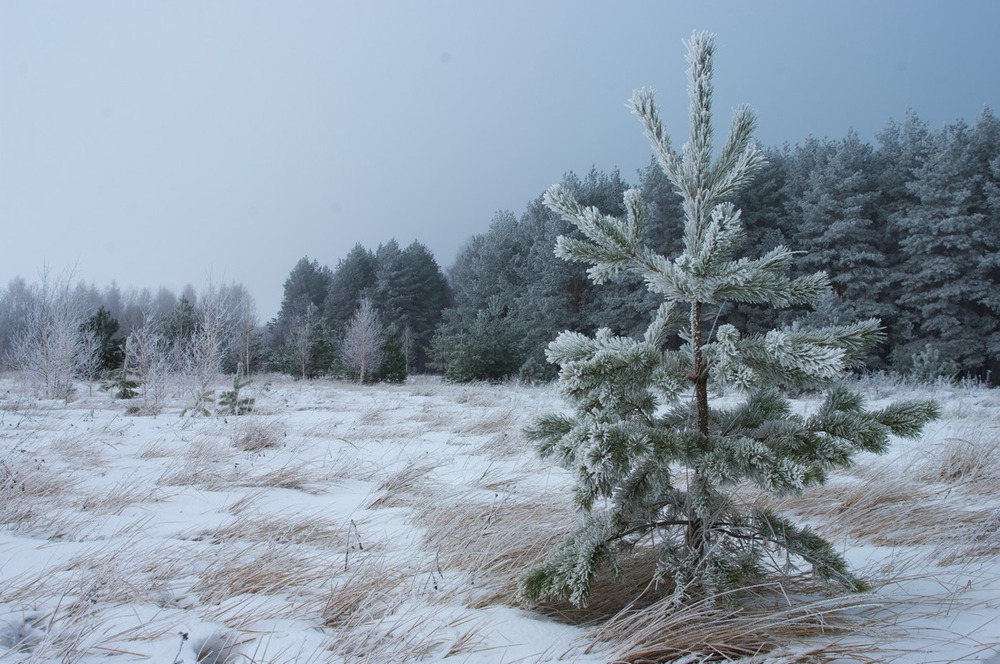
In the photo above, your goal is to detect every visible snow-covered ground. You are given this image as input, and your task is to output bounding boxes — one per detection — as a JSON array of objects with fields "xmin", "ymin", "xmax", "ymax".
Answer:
[{"xmin": 0, "ymin": 374, "xmax": 998, "ymax": 662}]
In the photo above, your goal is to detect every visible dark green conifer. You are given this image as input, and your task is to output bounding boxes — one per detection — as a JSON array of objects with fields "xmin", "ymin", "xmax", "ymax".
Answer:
[{"xmin": 218, "ymin": 363, "xmax": 254, "ymax": 415}]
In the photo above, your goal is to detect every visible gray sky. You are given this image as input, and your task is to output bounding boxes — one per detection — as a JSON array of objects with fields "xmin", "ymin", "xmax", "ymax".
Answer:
[{"xmin": 2, "ymin": 1, "xmax": 998, "ymax": 319}]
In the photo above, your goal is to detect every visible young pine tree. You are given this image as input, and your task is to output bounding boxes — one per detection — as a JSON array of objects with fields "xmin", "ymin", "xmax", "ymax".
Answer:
[
  {"xmin": 217, "ymin": 362, "xmax": 254, "ymax": 415},
  {"xmin": 520, "ymin": 31, "xmax": 938, "ymax": 608}
]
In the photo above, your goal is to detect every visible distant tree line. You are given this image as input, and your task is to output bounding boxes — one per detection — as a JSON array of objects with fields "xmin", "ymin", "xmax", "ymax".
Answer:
[
  {"xmin": 1, "ymin": 109, "xmax": 996, "ymax": 387},
  {"xmin": 433, "ymin": 109, "xmax": 1000, "ymax": 382},
  {"xmin": 0, "ymin": 270, "xmax": 258, "ymax": 404},
  {"xmin": 263, "ymin": 240, "xmax": 451, "ymax": 381}
]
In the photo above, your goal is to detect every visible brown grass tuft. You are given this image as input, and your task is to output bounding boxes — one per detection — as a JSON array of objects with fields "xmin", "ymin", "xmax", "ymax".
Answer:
[
  {"xmin": 922, "ymin": 429, "xmax": 1000, "ymax": 488},
  {"xmin": 367, "ymin": 461, "xmax": 439, "ymax": 509},
  {"xmin": 195, "ymin": 543, "xmax": 337, "ymax": 605},
  {"xmin": 588, "ymin": 581, "xmax": 884, "ymax": 663},
  {"xmin": 238, "ymin": 461, "xmax": 328, "ymax": 494},
  {"xmin": 456, "ymin": 408, "xmax": 516, "ymax": 436},
  {"xmin": 78, "ymin": 478, "xmax": 167, "ymax": 514},
  {"xmin": 196, "ymin": 511, "xmax": 344, "ymax": 548},
  {"xmin": 231, "ymin": 418, "xmax": 285, "ymax": 453},
  {"xmin": 410, "ymin": 487, "xmax": 575, "ymax": 609},
  {"xmin": 471, "ymin": 431, "xmax": 530, "ymax": 459},
  {"xmin": 322, "ymin": 553, "xmax": 411, "ymax": 629},
  {"xmin": 766, "ymin": 468, "xmax": 962, "ymax": 548},
  {"xmin": 0, "ymin": 450, "xmax": 80, "ymax": 532}
]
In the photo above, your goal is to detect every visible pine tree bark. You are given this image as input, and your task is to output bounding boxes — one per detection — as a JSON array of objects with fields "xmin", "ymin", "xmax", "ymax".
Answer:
[
  {"xmin": 691, "ymin": 301, "xmax": 709, "ymax": 436},
  {"xmin": 686, "ymin": 300, "xmax": 709, "ymax": 573}
]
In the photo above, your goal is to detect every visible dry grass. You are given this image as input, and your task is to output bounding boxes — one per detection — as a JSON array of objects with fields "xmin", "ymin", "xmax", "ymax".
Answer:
[
  {"xmin": 410, "ymin": 487, "xmax": 575, "ymax": 608},
  {"xmin": 159, "ymin": 460, "xmax": 236, "ymax": 491},
  {"xmin": 195, "ymin": 543, "xmax": 337, "ymax": 605},
  {"xmin": 531, "ymin": 548, "xmax": 680, "ymax": 626},
  {"xmin": 367, "ymin": 460, "xmax": 439, "ymax": 509},
  {"xmin": 318, "ymin": 445, "xmax": 375, "ymax": 482},
  {"xmin": 195, "ymin": 511, "xmax": 345, "ymax": 548},
  {"xmin": 920, "ymin": 428, "xmax": 1000, "ymax": 488},
  {"xmin": 0, "ymin": 452, "xmax": 74, "ymax": 499},
  {"xmin": 759, "ymin": 424, "xmax": 1000, "ymax": 572},
  {"xmin": 405, "ymin": 378, "xmax": 445, "ymax": 398},
  {"xmin": 301, "ymin": 417, "xmax": 346, "ymax": 440},
  {"xmin": 765, "ymin": 466, "xmax": 964, "ymax": 549},
  {"xmin": 325, "ymin": 607, "xmax": 488, "ymax": 662},
  {"xmin": 586, "ymin": 580, "xmax": 885, "ymax": 663},
  {"xmin": 935, "ymin": 506, "xmax": 1000, "ymax": 566},
  {"xmin": 48, "ymin": 432, "xmax": 109, "ymax": 467},
  {"xmin": 78, "ymin": 477, "xmax": 167, "ymax": 514},
  {"xmin": 238, "ymin": 461, "xmax": 329, "ymax": 494},
  {"xmin": 0, "ymin": 450, "xmax": 80, "ymax": 533},
  {"xmin": 0, "ymin": 608, "xmax": 176, "ymax": 663},
  {"xmin": 318, "ymin": 537, "xmax": 495, "ymax": 662},
  {"xmin": 356, "ymin": 406, "xmax": 388, "ymax": 426},
  {"xmin": 322, "ymin": 552, "xmax": 412, "ymax": 629},
  {"xmin": 450, "ymin": 385, "xmax": 499, "ymax": 407},
  {"xmin": 2, "ymin": 541, "xmax": 197, "ymax": 625},
  {"xmin": 471, "ymin": 430, "xmax": 530, "ymax": 459},
  {"xmin": 337, "ymin": 422, "xmax": 426, "ymax": 444},
  {"xmin": 137, "ymin": 438, "xmax": 174, "ymax": 459},
  {"xmin": 456, "ymin": 407, "xmax": 517, "ymax": 436},
  {"xmin": 410, "ymin": 404, "xmax": 453, "ymax": 429},
  {"xmin": 230, "ymin": 417, "xmax": 285, "ymax": 453},
  {"xmin": 158, "ymin": 434, "xmax": 240, "ymax": 490}
]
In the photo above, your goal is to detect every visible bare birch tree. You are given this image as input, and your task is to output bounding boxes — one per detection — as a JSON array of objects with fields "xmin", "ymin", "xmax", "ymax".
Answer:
[
  {"xmin": 232, "ymin": 287, "xmax": 258, "ymax": 375},
  {"xmin": 125, "ymin": 313, "xmax": 171, "ymax": 415},
  {"xmin": 177, "ymin": 282, "xmax": 236, "ymax": 415},
  {"xmin": 342, "ymin": 298, "xmax": 385, "ymax": 383},
  {"xmin": 7, "ymin": 269, "xmax": 98, "ymax": 399}
]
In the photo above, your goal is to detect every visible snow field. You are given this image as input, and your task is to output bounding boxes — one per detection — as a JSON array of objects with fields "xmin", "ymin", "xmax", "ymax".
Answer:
[{"xmin": 0, "ymin": 374, "xmax": 998, "ymax": 662}]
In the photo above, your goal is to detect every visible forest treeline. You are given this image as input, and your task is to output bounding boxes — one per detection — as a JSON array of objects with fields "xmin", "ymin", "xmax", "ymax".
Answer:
[
  {"xmin": 436, "ymin": 109, "xmax": 1000, "ymax": 382},
  {"xmin": 0, "ymin": 239, "xmax": 452, "ymax": 396},
  {"xmin": 0, "ymin": 108, "xmax": 997, "ymax": 390}
]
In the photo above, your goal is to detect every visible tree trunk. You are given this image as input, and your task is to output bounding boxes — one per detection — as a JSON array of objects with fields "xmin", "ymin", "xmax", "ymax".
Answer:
[
  {"xmin": 686, "ymin": 300, "xmax": 710, "ymax": 572},
  {"xmin": 691, "ymin": 301, "xmax": 709, "ymax": 436}
]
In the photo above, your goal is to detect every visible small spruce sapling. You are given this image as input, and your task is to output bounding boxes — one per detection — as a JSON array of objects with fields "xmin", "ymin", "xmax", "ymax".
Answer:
[
  {"xmin": 102, "ymin": 336, "xmax": 140, "ymax": 399},
  {"xmin": 520, "ymin": 31, "xmax": 938, "ymax": 608},
  {"xmin": 218, "ymin": 362, "xmax": 254, "ymax": 415},
  {"xmin": 180, "ymin": 389, "xmax": 215, "ymax": 418}
]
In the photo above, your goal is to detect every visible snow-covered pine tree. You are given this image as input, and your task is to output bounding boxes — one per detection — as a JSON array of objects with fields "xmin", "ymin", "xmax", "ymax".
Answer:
[{"xmin": 520, "ymin": 31, "xmax": 938, "ymax": 608}]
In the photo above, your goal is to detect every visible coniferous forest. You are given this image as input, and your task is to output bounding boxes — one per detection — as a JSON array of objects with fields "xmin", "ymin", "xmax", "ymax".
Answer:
[
  {"xmin": 0, "ymin": 109, "xmax": 997, "ymax": 387},
  {"xmin": 434, "ymin": 108, "xmax": 1000, "ymax": 383}
]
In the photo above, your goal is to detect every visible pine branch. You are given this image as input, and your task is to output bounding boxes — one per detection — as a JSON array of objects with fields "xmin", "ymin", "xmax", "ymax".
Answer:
[{"xmin": 630, "ymin": 88, "xmax": 682, "ymax": 190}]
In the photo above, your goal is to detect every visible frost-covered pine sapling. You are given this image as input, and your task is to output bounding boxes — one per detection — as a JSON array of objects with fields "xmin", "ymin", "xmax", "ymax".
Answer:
[
  {"xmin": 102, "ymin": 335, "xmax": 140, "ymax": 400},
  {"xmin": 520, "ymin": 31, "xmax": 939, "ymax": 608},
  {"xmin": 217, "ymin": 362, "xmax": 254, "ymax": 415}
]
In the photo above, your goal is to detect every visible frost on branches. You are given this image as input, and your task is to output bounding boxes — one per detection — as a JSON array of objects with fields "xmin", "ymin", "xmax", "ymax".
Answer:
[{"xmin": 520, "ymin": 31, "xmax": 938, "ymax": 608}]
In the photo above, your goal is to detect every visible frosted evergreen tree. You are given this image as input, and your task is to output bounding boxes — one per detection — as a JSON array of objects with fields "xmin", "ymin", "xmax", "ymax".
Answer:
[
  {"xmin": 895, "ymin": 110, "xmax": 1000, "ymax": 376},
  {"xmin": 794, "ymin": 132, "xmax": 885, "ymax": 323},
  {"xmin": 521, "ymin": 31, "xmax": 938, "ymax": 607},
  {"xmin": 374, "ymin": 240, "xmax": 452, "ymax": 372},
  {"xmin": 324, "ymin": 244, "xmax": 378, "ymax": 337}
]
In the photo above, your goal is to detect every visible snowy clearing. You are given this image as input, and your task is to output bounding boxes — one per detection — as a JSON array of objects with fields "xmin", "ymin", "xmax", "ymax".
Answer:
[{"xmin": 0, "ymin": 374, "xmax": 998, "ymax": 663}]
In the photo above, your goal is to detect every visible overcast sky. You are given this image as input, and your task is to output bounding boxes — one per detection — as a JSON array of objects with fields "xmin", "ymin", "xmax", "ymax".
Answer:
[{"xmin": 2, "ymin": 1, "xmax": 998, "ymax": 319}]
